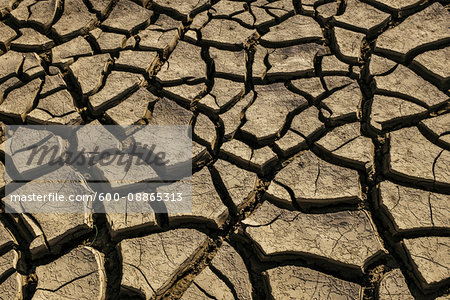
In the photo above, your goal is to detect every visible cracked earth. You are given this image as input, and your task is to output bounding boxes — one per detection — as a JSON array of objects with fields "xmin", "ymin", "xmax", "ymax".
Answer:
[{"xmin": 0, "ymin": 0, "xmax": 449, "ymax": 299}]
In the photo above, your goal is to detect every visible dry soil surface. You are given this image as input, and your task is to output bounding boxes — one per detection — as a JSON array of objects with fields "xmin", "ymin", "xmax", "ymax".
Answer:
[{"xmin": 0, "ymin": 0, "xmax": 449, "ymax": 299}]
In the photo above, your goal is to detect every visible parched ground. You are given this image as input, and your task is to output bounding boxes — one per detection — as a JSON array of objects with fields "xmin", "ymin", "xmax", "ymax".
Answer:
[{"xmin": 0, "ymin": 0, "xmax": 449, "ymax": 299}]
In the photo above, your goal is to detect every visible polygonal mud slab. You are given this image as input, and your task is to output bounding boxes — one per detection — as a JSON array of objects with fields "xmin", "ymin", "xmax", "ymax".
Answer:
[
  {"xmin": 267, "ymin": 265, "xmax": 363, "ymax": 299},
  {"xmin": 27, "ymin": 89, "xmax": 81, "ymax": 124},
  {"xmin": 90, "ymin": 29, "xmax": 129, "ymax": 53},
  {"xmin": 413, "ymin": 47, "xmax": 450, "ymax": 80},
  {"xmin": 69, "ymin": 54, "xmax": 112, "ymax": 96},
  {"xmin": 33, "ymin": 246, "xmax": 106, "ymax": 300},
  {"xmin": 388, "ymin": 126, "xmax": 449, "ymax": 186},
  {"xmin": 105, "ymin": 87, "xmax": 156, "ymax": 125},
  {"xmin": 315, "ymin": 122, "xmax": 374, "ymax": 169},
  {"xmin": 333, "ymin": 0, "xmax": 390, "ymax": 32},
  {"xmin": 89, "ymin": 71, "xmax": 144, "ymax": 114},
  {"xmin": 208, "ymin": 242, "xmax": 252, "ymax": 300},
  {"xmin": 120, "ymin": 229, "xmax": 206, "ymax": 298},
  {"xmin": 107, "ymin": 212, "xmax": 157, "ymax": 240},
  {"xmin": 243, "ymin": 201, "xmax": 383, "ymax": 269},
  {"xmin": 369, "ymin": 95, "xmax": 427, "ymax": 131},
  {"xmin": 379, "ymin": 269, "xmax": 414, "ymax": 300},
  {"xmin": 0, "ymin": 220, "xmax": 16, "ymax": 251},
  {"xmin": 333, "ymin": 27, "xmax": 365, "ymax": 61},
  {"xmin": 24, "ymin": 212, "xmax": 93, "ymax": 259},
  {"xmin": 52, "ymin": 36, "xmax": 93, "ymax": 66},
  {"xmin": 242, "ymin": 83, "xmax": 308, "ymax": 139},
  {"xmin": 264, "ymin": 43, "xmax": 326, "ymax": 75},
  {"xmin": 51, "ymin": 0, "xmax": 96, "ymax": 41},
  {"xmin": 403, "ymin": 236, "xmax": 450, "ymax": 287},
  {"xmin": 375, "ymin": 3, "xmax": 450, "ymax": 60},
  {"xmin": 268, "ymin": 150, "xmax": 361, "ymax": 207},
  {"xmin": 168, "ymin": 167, "xmax": 229, "ymax": 227},
  {"xmin": 138, "ymin": 26, "xmax": 178, "ymax": 52},
  {"xmin": 200, "ymin": 19, "xmax": 254, "ymax": 48},
  {"xmin": 10, "ymin": 28, "xmax": 54, "ymax": 52},
  {"xmin": 379, "ymin": 181, "xmax": 449, "ymax": 231},
  {"xmin": 374, "ymin": 64, "xmax": 448, "ymax": 108},
  {"xmin": 153, "ymin": 0, "xmax": 208, "ymax": 16},
  {"xmin": 181, "ymin": 266, "xmax": 235, "ymax": 299},
  {"xmin": 101, "ymin": 0, "xmax": 152, "ymax": 34},
  {"xmin": 0, "ymin": 78, "xmax": 41, "ymax": 121},
  {"xmin": 115, "ymin": 50, "xmax": 157, "ymax": 74},
  {"xmin": 213, "ymin": 159, "xmax": 256, "ymax": 208},
  {"xmin": 0, "ymin": 271, "xmax": 22, "ymax": 300},
  {"xmin": 150, "ymin": 97, "xmax": 192, "ymax": 126},
  {"xmin": 157, "ymin": 41, "xmax": 206, "ymax": 82},
  {"xmin": 0, "ymin": 23, "xmax": 17, "ymax": 50},
  {"xmin": 260, "ymin": 15, "xmax": 323, "ymax": 47},
  {"xmin": 321, "ymin": 80, "xmax": 361, "ymax": 121}
]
